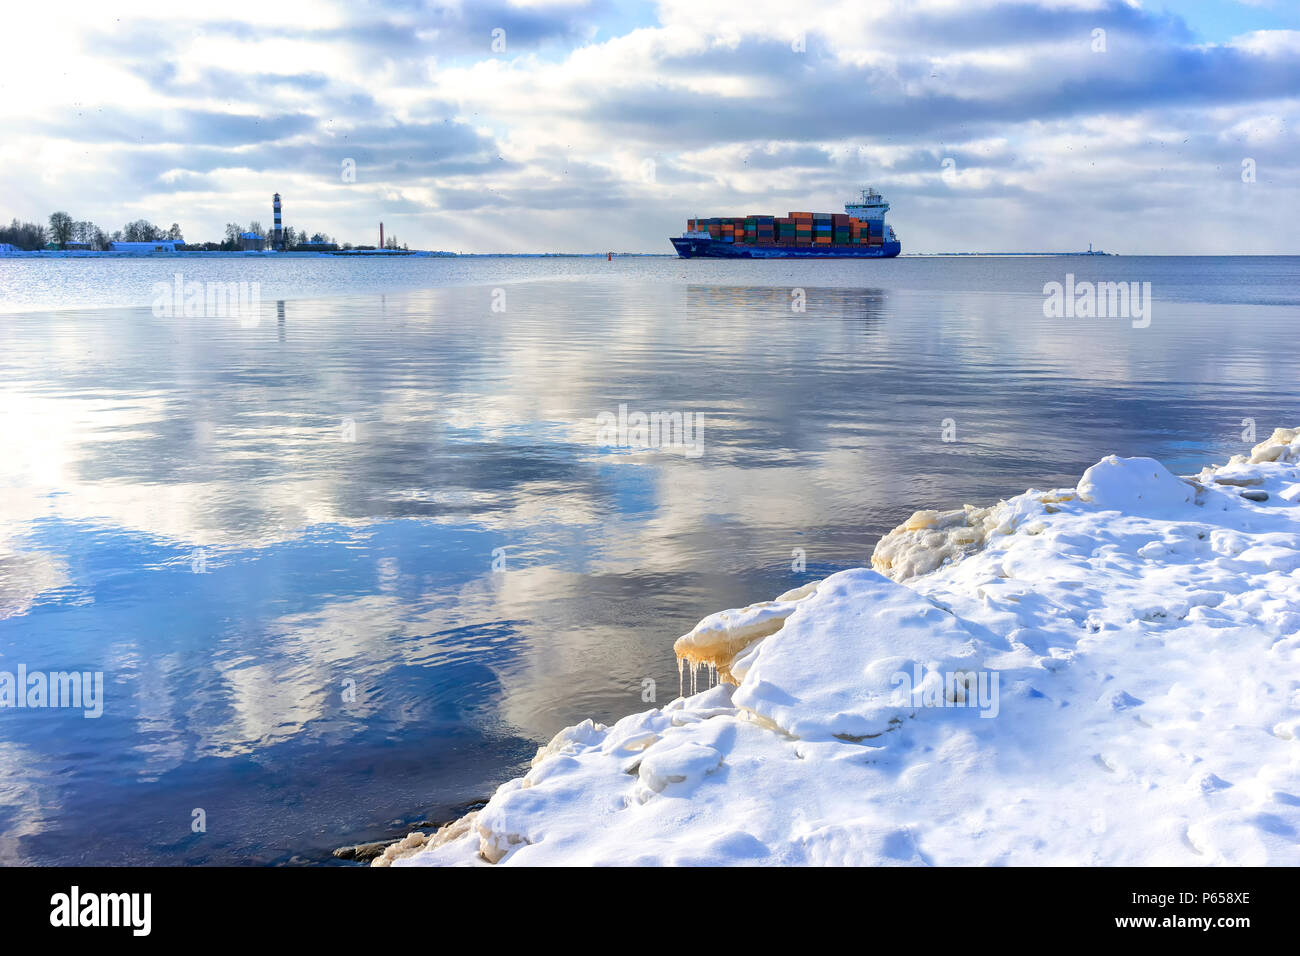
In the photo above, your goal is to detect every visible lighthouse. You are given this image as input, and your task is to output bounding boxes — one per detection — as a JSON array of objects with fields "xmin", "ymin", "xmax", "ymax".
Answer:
[{"xmin": 273, "ymin": 193, "xmax": 283, "ymax": 251}]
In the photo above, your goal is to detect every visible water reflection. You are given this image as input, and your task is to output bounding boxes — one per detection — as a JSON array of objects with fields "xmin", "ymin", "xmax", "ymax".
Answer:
[{"xmin": 0, "ymin": 271, "xmax": 1295, "ymax": 863}]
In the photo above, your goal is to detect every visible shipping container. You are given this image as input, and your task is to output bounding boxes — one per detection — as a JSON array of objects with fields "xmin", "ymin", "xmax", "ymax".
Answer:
[{"xmin": 672, "ymin": 188, "xmax": 899, "ymax": 257}]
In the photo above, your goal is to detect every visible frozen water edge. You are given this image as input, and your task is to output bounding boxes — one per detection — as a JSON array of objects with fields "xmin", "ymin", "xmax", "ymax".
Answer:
[{"xmin": 380, "ymin": 429, "xmax": 1300, "ymax": 866}]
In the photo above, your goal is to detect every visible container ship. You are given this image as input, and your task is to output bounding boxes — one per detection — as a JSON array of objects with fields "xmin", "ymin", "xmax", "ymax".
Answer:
[{"xmin": 671, "ymin": 188, "xmax": 901, "ymax": 258}]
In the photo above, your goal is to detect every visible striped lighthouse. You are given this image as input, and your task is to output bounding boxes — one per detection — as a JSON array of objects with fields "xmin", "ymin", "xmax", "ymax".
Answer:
[{"xmin": 272, "ymin": 193, "xmax": 283, "ymax": 251}]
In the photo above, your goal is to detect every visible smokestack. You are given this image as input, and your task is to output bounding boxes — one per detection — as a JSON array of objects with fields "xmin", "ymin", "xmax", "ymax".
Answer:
[
  {"xmin": 379, "ymin": 222, "xmax": 384, "ymax": 250},
  {"xmin": 273, "ymin": 193, "xmax": 283, "ymax": 250}
]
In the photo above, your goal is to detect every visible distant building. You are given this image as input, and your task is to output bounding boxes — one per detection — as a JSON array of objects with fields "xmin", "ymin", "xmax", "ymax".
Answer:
[
  {"xmin": 109, "ymin": 240, "xmax": 184, "ymax": 254},
  {"xmin": 0, "ymin": 243, "xmax": 19, "ymax": 254},
  {"xmin": 239, "ymin": 232, "xmax": 265, "ymax": 251}
]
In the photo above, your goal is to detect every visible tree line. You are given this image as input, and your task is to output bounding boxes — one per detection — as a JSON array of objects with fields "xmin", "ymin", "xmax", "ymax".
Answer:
[
  {"xmin": 0, "ymin": 212, "xmax": 338, "ymax": 251},
  {"xmin": 219, "ymin": 223, "xmax": 336, "ymax": 248}
]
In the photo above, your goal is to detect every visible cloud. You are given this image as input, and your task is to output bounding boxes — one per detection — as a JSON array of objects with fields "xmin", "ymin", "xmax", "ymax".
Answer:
[{"xmin": 39, "ymin": 107, "xmax": 321, "ymax": 147}]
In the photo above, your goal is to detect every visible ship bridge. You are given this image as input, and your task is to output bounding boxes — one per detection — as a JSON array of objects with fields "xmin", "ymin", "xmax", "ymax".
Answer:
[{"xmin": 844, "ymin": 187, "xmax": 890, "ymax": 222}]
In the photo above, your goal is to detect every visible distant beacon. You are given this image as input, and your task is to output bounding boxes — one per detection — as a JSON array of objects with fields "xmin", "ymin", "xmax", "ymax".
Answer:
[{"xmin": 273, "ymin": 193, "xmax": 283, "ymax": 251}]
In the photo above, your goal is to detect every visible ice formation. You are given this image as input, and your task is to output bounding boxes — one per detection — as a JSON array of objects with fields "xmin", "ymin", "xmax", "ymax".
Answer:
[
  {"xmin": 384, "ymin": 428, "xmax": 1300, "ymax": 866},
  {"xmin": 671, "ymin": 580, "xmax": 818, "ymax": 686},
  {"xmin": 870, "ymin": 500, "xmax": 1016, "ymax": 582}
]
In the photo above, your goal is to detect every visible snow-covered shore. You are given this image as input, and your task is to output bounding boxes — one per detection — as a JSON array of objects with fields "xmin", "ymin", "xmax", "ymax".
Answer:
[{"xmin": 380, "ymin": 429, "xmax": 1300, "ymax": 866}]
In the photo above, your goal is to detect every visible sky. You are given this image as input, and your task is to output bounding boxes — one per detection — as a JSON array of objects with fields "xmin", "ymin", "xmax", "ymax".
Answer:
[{"xmin": 1, "ymin": 0, "xmax": 1297, "ymax": 254}]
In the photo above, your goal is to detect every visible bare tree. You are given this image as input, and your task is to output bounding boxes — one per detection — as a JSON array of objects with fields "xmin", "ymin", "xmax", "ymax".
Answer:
[
  {"xmin": 0, "ymin": 219, "xmax": 47, "ymax": 250},
  {"xmin": 48, "ymin": 211, "xmax": 74, "ymax": 249},
  {"xmin": 122, "ymin": 219, "xmax": 162, "ymax": 242}
]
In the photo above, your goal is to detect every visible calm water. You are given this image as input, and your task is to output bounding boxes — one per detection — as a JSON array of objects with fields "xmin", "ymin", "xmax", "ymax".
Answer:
[{"xmin": 0, "ymin": 255, "xmax": 1295, "ymax": 864}]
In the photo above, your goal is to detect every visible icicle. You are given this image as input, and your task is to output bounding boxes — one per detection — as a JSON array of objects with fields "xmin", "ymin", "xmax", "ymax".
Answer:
[{"xmin": 677, "ymin": 656, "xmax": 684, "ymax": 700}]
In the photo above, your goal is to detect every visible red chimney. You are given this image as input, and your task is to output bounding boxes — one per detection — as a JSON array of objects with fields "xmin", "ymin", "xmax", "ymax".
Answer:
[{"xmin": 379, "ymin": 222, "xmax": 384, "ymax": 249}]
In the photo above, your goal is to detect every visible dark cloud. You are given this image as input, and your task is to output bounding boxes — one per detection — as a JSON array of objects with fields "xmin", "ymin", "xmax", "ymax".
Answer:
[
  {"xmin": 174, "ymin": 0, "xmax": 605, "ymax": 57},
  {"xmin": 41, "ymin": 108, "xmax": 499, "ymax": 195},
  {"xmin": 128, "ymin": 63, "xmax": 334, "ymax": 101},
  {"xmin": 44, "ymin": 107, "xmax": 319, "ymax": 146},
  {"xmin": 738, "ymin": 145, "xmax": 835, "ymax": 169},
  {"xmin": 878, "ymin": 0, "xmax": 1194, "ymax": 50},
  {"xmin": 590, "ymin": 39, "xmax": 1300, "ymax": 152}
]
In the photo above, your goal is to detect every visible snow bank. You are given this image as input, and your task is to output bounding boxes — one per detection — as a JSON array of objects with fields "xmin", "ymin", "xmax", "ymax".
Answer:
[
  {"xmin": 870, "ymin": 499, "xmax": 1028, "ymax": 582},
  {"xmin": 382, "ymin": 428, "xmax": 1300, "ymax": 866},
  {"xmin": 1076, "ymin": 456, "xmax": 1197, "ymax": 513},
  {"xmin": 729, "ymin": 570, "xmax": 990, "ymax": 743}
]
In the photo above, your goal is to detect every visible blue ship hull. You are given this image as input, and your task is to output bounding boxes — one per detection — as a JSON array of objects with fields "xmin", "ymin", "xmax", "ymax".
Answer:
[{"xmin": 671, "ymin": 237, "xmax": 901, "ymax": 259}]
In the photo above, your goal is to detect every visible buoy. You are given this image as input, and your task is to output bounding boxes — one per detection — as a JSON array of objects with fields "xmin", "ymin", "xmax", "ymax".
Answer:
[{"xmin": 607, "ymin": 252, "xmax": 612, "ymax": 261}]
